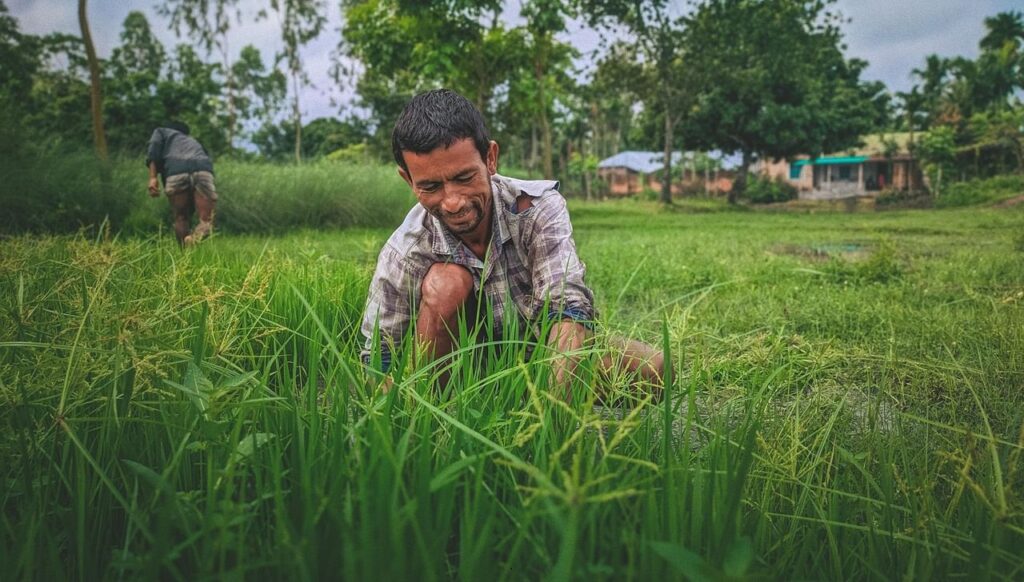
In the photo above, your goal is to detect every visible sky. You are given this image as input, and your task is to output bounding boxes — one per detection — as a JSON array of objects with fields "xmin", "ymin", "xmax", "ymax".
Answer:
[{"xmin": 8, "ymin": 0, "xmax": 1021, "ymax": 124}]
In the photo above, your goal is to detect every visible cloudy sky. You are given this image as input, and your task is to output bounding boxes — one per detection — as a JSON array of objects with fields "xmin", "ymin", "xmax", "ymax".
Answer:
[{"xmin": 8, "ymin": 0, "xmax": 1020, "ymax": 122}]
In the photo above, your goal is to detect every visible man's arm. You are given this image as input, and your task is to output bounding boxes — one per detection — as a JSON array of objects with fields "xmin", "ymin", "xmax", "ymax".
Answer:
[
  {"xmin": 360, "ymin": 244, "xmax": 417, "ymax": 384},
  {"xmin": 145, "ymin": 128, "xmax": 164, "ymax": 197},
  {"xmin": 527, "ymin": 193, "xmax": 596, "ymax": 397},
  {"xmin": 147, "ymin": 161, "xmax": 160, "ymax": 197},
  {"xmin": 547, "ymin": 319, "xmax": 589, "ymax": 401}
]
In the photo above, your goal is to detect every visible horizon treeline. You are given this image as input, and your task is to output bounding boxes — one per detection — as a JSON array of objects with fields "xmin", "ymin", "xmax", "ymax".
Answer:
[{"xmin": 1, "ymin": 1, "xmax": 1023, "ymax": 200}]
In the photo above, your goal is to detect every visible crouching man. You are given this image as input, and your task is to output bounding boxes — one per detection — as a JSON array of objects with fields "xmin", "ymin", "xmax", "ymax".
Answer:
[{"xmin": 360, "ymin": 89, "xmax": 663, "ymax": 397}]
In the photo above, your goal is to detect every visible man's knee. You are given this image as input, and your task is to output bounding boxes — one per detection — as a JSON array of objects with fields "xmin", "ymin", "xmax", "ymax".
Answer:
[{"xmin": 420, "ymin": 263, "xmax": 473, "ymax": 318}]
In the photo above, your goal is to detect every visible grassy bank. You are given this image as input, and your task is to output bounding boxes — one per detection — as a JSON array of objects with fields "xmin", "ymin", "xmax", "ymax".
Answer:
[
  {"xmin": 1, "ymin": 202, "xmax": 1023, "ymax": 579},
  {"xmin": 1, "ymin": 154, "xmax": 414, "ymax": 234}
]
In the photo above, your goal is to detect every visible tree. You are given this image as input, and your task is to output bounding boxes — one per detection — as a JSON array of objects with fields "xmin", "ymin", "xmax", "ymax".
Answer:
[
  {"xmin": 253, "ymin": 116, "xmax": 369, "ymax": 160},
  {"xmin": 158, "ymin": 0, "xmax": 242, "ymax": 148},
  {"xmin": 918, "ymin": 126, "xmax": 956, "ymax": 197},
  {"xmin": 159, "ymin": 45, "xmax": 230, "ymax": 153},
  {"xmin": 341, "ymin": 0, "xmax": 525, "ymax": 159},
  {"xmin": 680, "ymin": 0, "xmax": 880, "ymax": 203},
  {"xmin": 522, "ymin": 0, "xmax": 575, "ymax": 179},
  {"xmin": 106, "ymin": 12, "xmax": 167, "ymax": 151},
  {"xmin": 581, "ymin": 0, "xmax": 689, "ymax": 204},
  {"xmin": 911, "ymin": 54, "xmax": 951, "ymax": 124},
  {"xmin": 77, "ymin": 0, "xmax": 108, "ymax": 162},
  {"xmin": 269, "ymin": 0, "xmax": 326, "ymax": 164},
  {"xmin": 231, "ymin": 44, "xmax": 287, "ymax": 136}
]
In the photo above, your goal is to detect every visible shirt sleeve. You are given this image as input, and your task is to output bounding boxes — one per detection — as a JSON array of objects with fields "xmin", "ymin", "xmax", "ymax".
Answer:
[
  {"xmin": 145, "ymin": 129, "xmax": 164, "ymax": 168},
  {"xmin": 360, "ymin": 244, "xmax": 419, "ymax": 372},
  {"xmin": 526, "ymin": 193, "xmax": 596, "ymax": 327}
]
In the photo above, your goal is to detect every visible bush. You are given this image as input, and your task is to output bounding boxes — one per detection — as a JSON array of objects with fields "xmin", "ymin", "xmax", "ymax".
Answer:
[
  {"xmin": 875, "ymin": 188, "xmax": 932, "ymax": 209},
  {"xmin": 745, "ymin": 176, "xmax": 797, "ymax": 204},
  {"xmin": 936, "ymin": 174, "xmax": 1024, "ymax": 208}
]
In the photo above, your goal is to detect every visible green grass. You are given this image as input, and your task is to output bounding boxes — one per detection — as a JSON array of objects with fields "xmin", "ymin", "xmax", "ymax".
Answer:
[
  {"xmin": 1, "ymin": 155, "xmax": 414, "ymax": 234},
  {"xmin": 1, "ymin": 201, "xmax": 1023, "ymax": 579}
]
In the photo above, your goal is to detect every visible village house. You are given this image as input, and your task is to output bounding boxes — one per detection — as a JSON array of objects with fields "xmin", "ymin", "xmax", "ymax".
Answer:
[
  {"xmin": 755, "ymin": 133, "xmax": 925, "ymax": 199},
  {"xmin": 597, "ymin": 151, "xmax": 736, "ymax": 196}
]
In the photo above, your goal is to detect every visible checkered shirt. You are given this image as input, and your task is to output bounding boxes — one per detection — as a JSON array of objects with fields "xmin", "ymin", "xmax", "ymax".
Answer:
[{"xmin": 360, "ymin": 174, "xmax": 595, "ymax": 369}]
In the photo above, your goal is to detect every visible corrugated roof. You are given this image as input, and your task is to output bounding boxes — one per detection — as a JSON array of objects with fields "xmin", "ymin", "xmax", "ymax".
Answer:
[
  {"xmin": 597, "ymin": 151, "xmax": 683, "ymax": 173},
  {"xmin": 598, "ymin": 150, "xmax": 742, "ymax": 172}
]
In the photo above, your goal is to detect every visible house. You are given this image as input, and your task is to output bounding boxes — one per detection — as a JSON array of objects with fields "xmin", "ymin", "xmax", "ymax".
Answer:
[
  {"xmin": 597, "ymin": 150, "xmax": 739, "ymax": 196},
  {"xmin": 755, "ymin": 133, "xmax": 925, "ymax": 200}
]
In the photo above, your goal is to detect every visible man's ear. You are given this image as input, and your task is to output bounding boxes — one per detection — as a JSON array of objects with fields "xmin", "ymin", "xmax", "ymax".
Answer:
[
  {"xmin": 398, "ymin": 166, "xmax": 413, "ymax": 188},
  {"xmin": 486, "ymin": 140, "xmax": 499, "ymax": 175}
]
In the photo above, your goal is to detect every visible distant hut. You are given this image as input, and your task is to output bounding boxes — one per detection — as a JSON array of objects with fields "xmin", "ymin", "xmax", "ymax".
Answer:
[
  {"xmin": 754, "ymin": 133, "xmax": 925, "ymax": 200},
  {"xmin": 597, "ymin": 151, "xmax": 737, "ymax": 197}
]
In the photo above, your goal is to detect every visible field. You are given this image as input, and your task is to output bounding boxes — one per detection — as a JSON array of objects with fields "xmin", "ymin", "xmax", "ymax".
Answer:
[{"xmin": 2, "ymin": 195, "xmax": 1023, "ymax": 579}]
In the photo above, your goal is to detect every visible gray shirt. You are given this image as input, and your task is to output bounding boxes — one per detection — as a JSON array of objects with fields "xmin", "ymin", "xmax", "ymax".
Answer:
[{"xmin": 145, "ymin": 128, "xmax": 214, "ymax": 181}]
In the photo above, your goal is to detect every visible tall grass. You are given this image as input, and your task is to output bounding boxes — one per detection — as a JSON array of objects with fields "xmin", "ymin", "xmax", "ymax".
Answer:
[
  {"xmin": 1, "ymin": 203, "xmax": 1023, "ymax": 579},
  {"xmin": 0, "ymin": 153, "xmax": 414, "ymax": 235}
]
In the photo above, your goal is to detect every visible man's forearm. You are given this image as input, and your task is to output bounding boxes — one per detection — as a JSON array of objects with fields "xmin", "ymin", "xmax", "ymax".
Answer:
[
  {"xmin": 547, "ymin": 319, "xmax": 588, "ymax": 400},
  {"xmin": 148, "ymin": 161, "xmax": 158, "ymax": 180}
]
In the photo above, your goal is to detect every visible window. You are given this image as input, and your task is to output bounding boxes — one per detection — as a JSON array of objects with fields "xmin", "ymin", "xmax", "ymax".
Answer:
[{"xmin": 838, "ymin": 165, "xmax": 852, "ymax": 181}]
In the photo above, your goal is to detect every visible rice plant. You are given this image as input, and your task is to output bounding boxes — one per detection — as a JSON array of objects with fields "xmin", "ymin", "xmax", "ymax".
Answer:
[{"xmin": 1, "ymin": 202, "xmax": 1022, "ymax": 579}]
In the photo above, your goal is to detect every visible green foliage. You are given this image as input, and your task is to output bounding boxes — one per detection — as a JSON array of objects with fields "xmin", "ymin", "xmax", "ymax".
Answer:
[
  {"xmin": 918, "ymin": 126, "xmax": 958, "ymax": 196},
  {"xmin": 681, "ymin": 0, "xmax": 885, "ymax": 201},
  {"xmin": 744, "ymin": 176, "xmax": 797, "ymax": 204},
  {"xmin": 255, "ymin": 116, "xmax": 371, "ymax": 160},
  {"xmin": 935, "ymin": 173, "xmax": 1024, "ymax": 208},
  {"xmin": 874, "ymin": 187, "xmax": 933, "ymax": 209}
]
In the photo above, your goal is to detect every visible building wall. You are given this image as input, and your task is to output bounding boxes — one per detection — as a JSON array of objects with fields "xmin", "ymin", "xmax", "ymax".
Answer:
[{"xmin": 598, "ymin": 167, "xmax": 734, "ymax": 197}]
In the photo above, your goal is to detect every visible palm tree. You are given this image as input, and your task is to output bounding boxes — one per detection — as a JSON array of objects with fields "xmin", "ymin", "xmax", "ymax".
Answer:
[
  {"xmin": 911, "ymin": 54, "xmax": 950, "ymax": 123},
  {"xmin": 980, "ymin": 11, "xmax": 1024, "ymax": 53}
]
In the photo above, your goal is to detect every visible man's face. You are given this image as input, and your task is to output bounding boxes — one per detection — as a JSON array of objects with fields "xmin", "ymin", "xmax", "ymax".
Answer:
[{"xmin": 399, "ymin": 138, "xmax": 499, "ymax": 238}]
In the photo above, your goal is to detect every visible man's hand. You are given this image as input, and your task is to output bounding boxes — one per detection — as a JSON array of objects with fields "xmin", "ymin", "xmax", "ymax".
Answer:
[{"xmin": 148, "ymin": 177, "xmax": 160, "ymax": 197}]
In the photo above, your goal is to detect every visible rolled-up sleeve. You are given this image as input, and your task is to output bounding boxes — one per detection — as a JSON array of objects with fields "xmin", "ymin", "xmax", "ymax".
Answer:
[
  {"xmin": 360, "ymin": 244, "xmax": 418, "ymax": 371},
  {"xmin": 527, "ymin": 194, "xmax": 595, "ymax": 327}
]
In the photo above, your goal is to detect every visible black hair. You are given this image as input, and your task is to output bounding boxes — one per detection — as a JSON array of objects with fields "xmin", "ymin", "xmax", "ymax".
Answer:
[
  {"xmin": 391, "ymin": 89, "xmax": 490, "ymax": 173},
  {"xmin": 165, "ymin": 121, "xmax": 190, "ymax": 135}
]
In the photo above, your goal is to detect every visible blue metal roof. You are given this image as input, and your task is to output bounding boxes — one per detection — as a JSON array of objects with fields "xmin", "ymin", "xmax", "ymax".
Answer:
[
  {"xmin": 597, "ymin": 151, "xmax": 681, "ymax": 173},
  {"xmin": 598, "ymin": 150, "xmax": 742, "ymax": 172}
]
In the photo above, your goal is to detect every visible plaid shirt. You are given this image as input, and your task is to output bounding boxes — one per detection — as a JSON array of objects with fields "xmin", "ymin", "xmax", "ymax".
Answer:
[{"xmin": 360, "ymin": 174, "xmax": 595, "ymax": 369}]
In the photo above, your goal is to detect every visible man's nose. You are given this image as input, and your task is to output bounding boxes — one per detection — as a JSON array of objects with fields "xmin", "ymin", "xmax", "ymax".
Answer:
[{"xmin": 440, "ymin": 187, "xmax": 463, "ymax": 213}]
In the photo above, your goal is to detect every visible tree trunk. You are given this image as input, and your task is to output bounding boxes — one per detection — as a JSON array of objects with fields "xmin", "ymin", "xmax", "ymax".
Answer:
[
  {"xmin": 223, "ymin": 39, "xmax": 236, "ymax": 151},
  {"xmin": 730, "ymin": 149, "xmax": 752, "ymax": 205},
  {"xmin": 581, "ymin": 137, "xmax": 592, "ymax": 202},
  {"xmin": 292, "ymin": 70, "xmax": 302, "ymax": 164},
  {"xmin": 529, "ymin": 123, "xmax": 538, "ymax": 176},
  {"xmin": 78, "ymin": 0, "xmax": 108, "ymax": 163},
  {"xmin": 661, "ymin": 113, "xmax": 674, "ymax": 205},
  {"xmin": 534, "ymin": 35, "xmax": 554, "ymax": 179}
]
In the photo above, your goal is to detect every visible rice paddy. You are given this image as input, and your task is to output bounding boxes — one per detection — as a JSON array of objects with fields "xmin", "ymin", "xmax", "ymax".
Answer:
[{"xmin": 1, "ymin": 199, "xmax": 1022, "ymax": 579}]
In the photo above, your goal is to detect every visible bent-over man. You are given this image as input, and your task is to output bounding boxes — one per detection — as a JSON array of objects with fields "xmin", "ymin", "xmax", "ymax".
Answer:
[
  {"xmin": 360, "ymin": 89, "xmax": 664, "ymax": 396},
  {"xmin": 146, "ymin": 122, "xmax": 217, "ymax": 247}
]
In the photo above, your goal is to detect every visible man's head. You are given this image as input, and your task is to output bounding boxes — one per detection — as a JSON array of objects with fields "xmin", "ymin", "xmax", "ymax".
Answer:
[
  {"xmin": 165, "ymin": 121, "xmax": 190, "ymax": 135},
  {"xmin": 392, "ymin": 89, "xmax": 491, "ymax": 174},
  {"xmin": 393, "ymin": 89, "xmax": 499, "ymax": 239}
]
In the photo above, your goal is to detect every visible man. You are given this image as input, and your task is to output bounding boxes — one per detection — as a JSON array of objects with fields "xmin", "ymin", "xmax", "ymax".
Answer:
[
  {"xmin": 146, "ymin": 122, "xmax": 217, "ymax": 247},
  {"xmin": 360, "ymin": 89, "xmax": 663, "ymax": 395}
]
